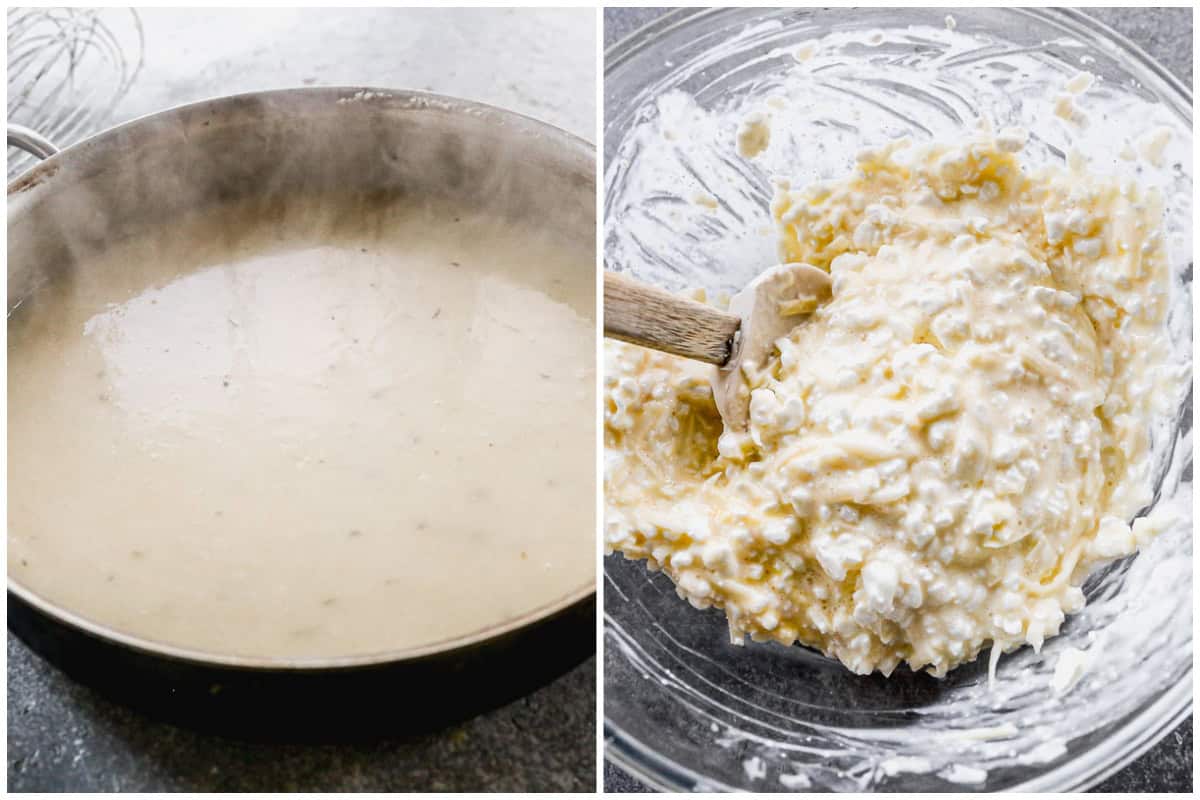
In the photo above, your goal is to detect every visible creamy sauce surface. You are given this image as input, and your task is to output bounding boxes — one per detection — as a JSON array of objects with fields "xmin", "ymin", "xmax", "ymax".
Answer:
[{"xmin": 9, "ymin": 202, "xmax": 595, "ymax": 659}]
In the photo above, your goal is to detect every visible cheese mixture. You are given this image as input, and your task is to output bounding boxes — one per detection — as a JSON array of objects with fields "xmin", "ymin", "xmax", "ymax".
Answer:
[{"xmin": 604, "ymin": 131, "xmax": 1178, "ymax": 676}]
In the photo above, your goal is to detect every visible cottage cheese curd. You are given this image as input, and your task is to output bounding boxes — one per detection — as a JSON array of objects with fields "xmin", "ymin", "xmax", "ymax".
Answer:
[{"xmin": 604, "ymin": 132, "xmax": 1177, "ymax": 676}]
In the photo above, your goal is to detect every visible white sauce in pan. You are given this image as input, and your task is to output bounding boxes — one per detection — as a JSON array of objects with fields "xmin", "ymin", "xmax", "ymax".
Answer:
[{"xmin": 8, "ymin": 201, "xmax": 595, "ymax": 659}]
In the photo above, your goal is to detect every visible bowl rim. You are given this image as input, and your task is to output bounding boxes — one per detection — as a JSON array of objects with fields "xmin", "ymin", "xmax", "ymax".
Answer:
[
  {"xmin": 602, "ymin": 6, "xmax": 1192, "ymax": 792},
  {"xmin": 607, "ymin": 7, "xmax": 1193, "ymax": 111},
  {"xmin": 7, "ymin": 86, "xmax": 597, "ymax": 672},
  {"xmin": 604, "ymin": 674, "xmax": 1192, "ymax": 792}
]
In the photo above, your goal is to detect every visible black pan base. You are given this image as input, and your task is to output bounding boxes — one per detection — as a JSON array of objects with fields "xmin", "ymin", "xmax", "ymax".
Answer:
[{"xmin": 9, "ymin": 592, "xmax": 594, "ymax": 742}]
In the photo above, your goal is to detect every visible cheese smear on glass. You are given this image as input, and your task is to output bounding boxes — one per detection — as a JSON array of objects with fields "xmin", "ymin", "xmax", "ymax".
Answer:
[{"xmin": 604, "ymin": 131, "xmax": 1178, "ymax": 676}]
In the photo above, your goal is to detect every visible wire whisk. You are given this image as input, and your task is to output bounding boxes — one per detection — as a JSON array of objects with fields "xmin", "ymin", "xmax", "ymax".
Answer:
[{"xmin": 7, "ymin": 7, "xmax": 144, "ymax": 178}]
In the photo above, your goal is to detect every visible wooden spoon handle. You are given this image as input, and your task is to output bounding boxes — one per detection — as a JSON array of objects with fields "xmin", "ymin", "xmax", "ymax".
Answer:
[{"xmin": 603, "ymin": 271, "xmax": 740, "ymax": 366}]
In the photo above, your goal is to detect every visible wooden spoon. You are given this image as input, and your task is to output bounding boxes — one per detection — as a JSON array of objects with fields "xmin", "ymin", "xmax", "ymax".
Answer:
[{"xmin": 604, "ymin": 264, "xmax": 832, "ymax": 430}]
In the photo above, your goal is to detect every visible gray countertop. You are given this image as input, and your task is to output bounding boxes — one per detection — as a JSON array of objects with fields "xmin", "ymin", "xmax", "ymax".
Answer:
[
  {"xmin": 7, "ymin": 8, "xmax": 595, "ymax": 793},
  {"xmin": 602, "ymin": 5, "xmax": 1192, "ymax": 794}
]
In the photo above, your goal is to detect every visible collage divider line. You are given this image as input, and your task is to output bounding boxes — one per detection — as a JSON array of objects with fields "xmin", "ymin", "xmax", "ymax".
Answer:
[{"xmin": 593, "ymin": 4, "xmax": 606, "ymax": 794}]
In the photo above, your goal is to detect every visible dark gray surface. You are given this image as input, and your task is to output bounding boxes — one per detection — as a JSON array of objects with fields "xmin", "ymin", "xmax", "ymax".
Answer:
[
  {"xmin": 8, "ymin": 637, "xmax": 594, "ymax": 792},
  {"xmin": 7, "ymin": 8, "xmax": 596, "ymax": 794},
  {"xmin": 602, "ymin": 5, "xmax": 1192, "ymax": 794}
]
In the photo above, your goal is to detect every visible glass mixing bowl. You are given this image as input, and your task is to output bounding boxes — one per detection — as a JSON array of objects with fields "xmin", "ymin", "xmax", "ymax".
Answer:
[{"xmin": 603, "ymin": 8, "xmax": 1192, "ymax": 792}]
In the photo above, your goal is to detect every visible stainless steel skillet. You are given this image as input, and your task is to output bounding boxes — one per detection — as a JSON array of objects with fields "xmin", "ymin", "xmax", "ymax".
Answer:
[{"xmin": 6, "ymin": 87, "xmax": 595, "ymax": 738}]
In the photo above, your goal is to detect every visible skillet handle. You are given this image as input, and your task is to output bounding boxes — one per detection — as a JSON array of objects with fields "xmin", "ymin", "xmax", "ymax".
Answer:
[{"xmin": 7, "ymin": 125, "xmax": 59, "ymax": 160}]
